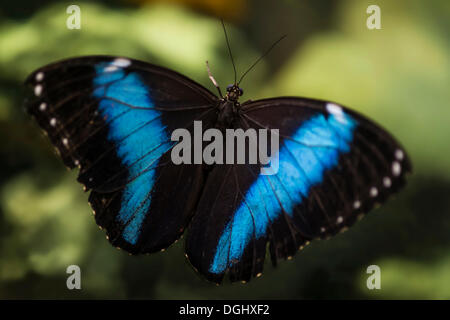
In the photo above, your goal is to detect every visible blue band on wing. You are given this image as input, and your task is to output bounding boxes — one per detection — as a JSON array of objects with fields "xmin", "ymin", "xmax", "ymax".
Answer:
[
  {"xmin": 93, "ymin": 62, "xmax": 171, "ymax": 245},
  {"xmin": 209, "ymin": 112, "xmax": 357, "ymax": 274}
]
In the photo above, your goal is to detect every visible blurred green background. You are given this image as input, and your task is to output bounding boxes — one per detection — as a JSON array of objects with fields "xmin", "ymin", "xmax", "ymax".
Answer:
[{"xmin": 0, "ymin": 0, "xmax": 449, "ymax": 299}]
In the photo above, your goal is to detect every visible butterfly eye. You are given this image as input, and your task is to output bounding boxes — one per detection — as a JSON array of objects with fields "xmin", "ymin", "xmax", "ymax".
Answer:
[
  {"xmin": 226, "ymin": 84, "xmax": 234, "ymax": 92},
  {"xmin": 239, "ymin": 88, "xmax": 244, "ymax": 96}
]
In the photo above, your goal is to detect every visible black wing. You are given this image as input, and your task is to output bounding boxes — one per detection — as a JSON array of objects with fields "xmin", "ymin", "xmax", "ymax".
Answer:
[
  {"xmin": 25, "ymin": 56, "xmax": 218, "ymax": 253},
  {"xmin": 186, "ymin": 97, "xmax": 411, "ymax": 283}
]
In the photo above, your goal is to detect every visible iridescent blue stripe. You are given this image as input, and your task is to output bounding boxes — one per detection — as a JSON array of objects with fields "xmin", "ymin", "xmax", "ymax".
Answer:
[
  {"xmin": 210, "ymin": 112, "xmax": 357, "ymax": 274},
  {"xmin": 93, "ymin": 63, "xmax": 169, "ymax": 245}
]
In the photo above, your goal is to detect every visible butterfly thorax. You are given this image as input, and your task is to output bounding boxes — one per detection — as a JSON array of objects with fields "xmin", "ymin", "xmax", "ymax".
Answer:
[{"xmin": 216, "ymin": 84, "xmax": 243, "ymax": 127}]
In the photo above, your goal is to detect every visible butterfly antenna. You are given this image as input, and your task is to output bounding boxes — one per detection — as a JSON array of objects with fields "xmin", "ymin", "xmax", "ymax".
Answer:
[
  {"xmin": 237, "ymin": 34, "xmax": 287, "ymax": 86},
  {"xmin": 221, "ymin": 19, "xmax": 237, "ymax": 84}
]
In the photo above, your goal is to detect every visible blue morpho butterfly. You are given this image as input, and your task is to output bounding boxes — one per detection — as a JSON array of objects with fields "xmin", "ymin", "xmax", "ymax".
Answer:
[{"xmin": 25, "ymin": 26, "xmax": 411, "ymax": 284}]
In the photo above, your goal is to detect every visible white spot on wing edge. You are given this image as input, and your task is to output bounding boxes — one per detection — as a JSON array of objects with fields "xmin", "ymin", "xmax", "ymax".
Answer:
[
  {"xmin": 383, "ymin": 177, "xmax": 392, "ymax": 188},
  {"xmin": 35, "ymin": 72, "xmax": 44, "ymax": 82},
  {"xmin": 326, "ymin": 103, "xmax": 342, "ymax": 115},
  {"xmin": 112, "ymin": 58, "xmax": 131, "ymax": 68},
  {"xmin": 50, "ymin": 118, "xmax": 57, "ymax": 127},
  {"xmin": 392, "ymin": 161, "xmax": 401, "ymax": 176},
  {"xmin": 104, "ymin": 65, "xmax": 119, "ymax": 72},
  {"xmin": 326, "ymin": 103, "xmax": 347, "ymax": 124},
  {"xmin": 395, "ymin": 149, "xmax": 404, "ymax": 161},
  {"xmin": 337, "ymin": 216, "xmax": 343, "ymax": 224},
  {"xmin": 353, "ymin": 200, "xmax": 361, "ymax": 209},
  {"xmin": 39, "ymin": 102, "xmax": 47, "ymax": 111},
  {"xmin": 34, "ymin": 85, "xmax": 42, "ymax": 96},
  {"xmin": 370, "ymin": 187, "xmax": 378, "ymax": 197}
]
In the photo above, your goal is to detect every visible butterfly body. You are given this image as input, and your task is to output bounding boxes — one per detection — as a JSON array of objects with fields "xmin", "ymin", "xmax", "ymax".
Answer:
[
  {"xmin": 213, "ymin": 85, "xmax": 245, "ymax": 129},
  {"xmin": 25, "ymin": 55, "xmax": 411, "ymax": 284}
]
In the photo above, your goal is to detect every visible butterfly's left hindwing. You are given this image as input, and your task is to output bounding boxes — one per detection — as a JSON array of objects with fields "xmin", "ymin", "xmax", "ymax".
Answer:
[
  {"xmin": 25, "ymin": 56, "xmax": 218, "ymax": 253},
  {"xmin": 186, "ymin": 97, "xmax": 411, "ymax": 283}
]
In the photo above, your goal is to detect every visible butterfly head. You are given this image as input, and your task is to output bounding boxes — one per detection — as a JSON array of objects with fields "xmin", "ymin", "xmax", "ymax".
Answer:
[{"xmin": 226, "ymin": 84, "xmax": 243, "ymax": 101}]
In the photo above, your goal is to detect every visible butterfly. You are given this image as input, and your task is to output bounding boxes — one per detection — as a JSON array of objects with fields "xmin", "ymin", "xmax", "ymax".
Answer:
[{"xmin": 24, "ymin": 52, "xmax": 411, "ymax": 284}]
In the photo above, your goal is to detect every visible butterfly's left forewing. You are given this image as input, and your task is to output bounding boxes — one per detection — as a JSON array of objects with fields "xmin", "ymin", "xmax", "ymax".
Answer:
[
  {"xmin": 186, "ymin": 97, "xmax": 411, "ymax": 283},
  {"xmin": 25, "ymin": 56, "xmax": 218, "ymax": 253}
]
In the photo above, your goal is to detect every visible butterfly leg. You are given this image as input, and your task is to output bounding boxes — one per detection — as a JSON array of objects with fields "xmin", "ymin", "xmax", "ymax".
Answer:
[{"xmin": 206, "ymin": 61, "xmax": 223, "ymax": 98}]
